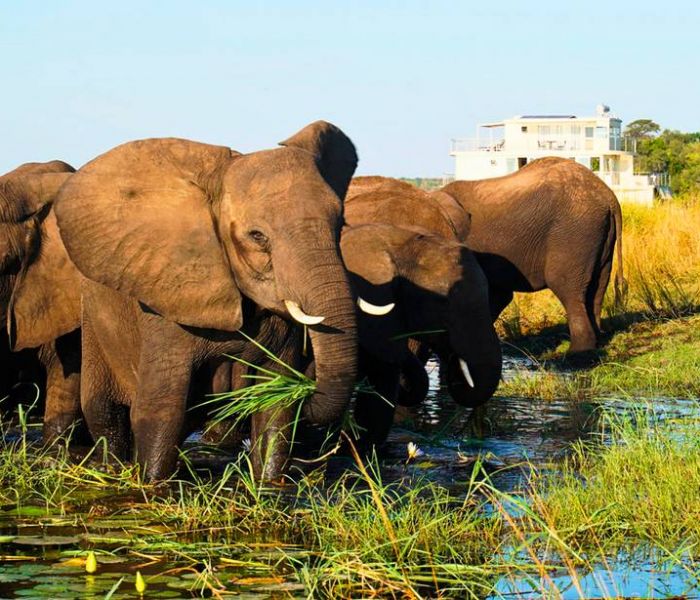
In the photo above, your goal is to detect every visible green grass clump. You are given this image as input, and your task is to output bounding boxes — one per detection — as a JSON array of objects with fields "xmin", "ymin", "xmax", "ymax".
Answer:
[
  {"xmin": 533, "ymin": 408, "xmax": 700, "ymax": 554},
  {"xmin": 500, "ymin": 315, "xmax": 700, "ymax": 400}
]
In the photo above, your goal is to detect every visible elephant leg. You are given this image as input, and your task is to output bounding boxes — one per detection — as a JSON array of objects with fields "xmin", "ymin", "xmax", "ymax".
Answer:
[
  {"xmin": 132, "ymin": 349, "xmax": 192, "ymax": 481},
  {"xmin": 559, "ymin": 294, "xmax": 598, "ymax": 353},
  {"xmin": 42, "ymin": 331, "xmax": 86, "ymax": 444},
  {"xmin": 354, "ymin": 355, "xmax": 400, "ymax": 450},
  {"xmin": 489, "ymin": 287, "xmax": 514, "ymax": 321},
  {"xmin": 80, "ymin": 320, "xmax": 130, "ymax": 459},
  {"xmin": 250, "ymin": 405, "xmax": 295, "ymax": 482},
  {"xmin": 592, "ymin": 259, "xmax": 613, "ymax": 331},
  {"xmin": 397, "ymin": 352, "xmax": 429, "ymax": 407}
]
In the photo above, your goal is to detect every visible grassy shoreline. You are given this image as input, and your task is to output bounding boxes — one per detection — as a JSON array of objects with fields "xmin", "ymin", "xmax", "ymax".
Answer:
[{"xmin": 2, "ymin": 402, "xmax": 700, "ymax": 597}]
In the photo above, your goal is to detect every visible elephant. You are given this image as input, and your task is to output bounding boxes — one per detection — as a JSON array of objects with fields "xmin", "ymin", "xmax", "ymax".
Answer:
[
  {"xmin": 349, "ymin": 157, "xmax": 624, "ymax": 353},
  {"xmin": 0, "ymin": 160, "xmax": 82, "ymax": 441},
  {"xmin": 54, "ymin": 121, "xmax": 361, "ymax": 481},
  {"xmin": 341, "ymin": 223, "xmax": 501, "ymax": 447}
]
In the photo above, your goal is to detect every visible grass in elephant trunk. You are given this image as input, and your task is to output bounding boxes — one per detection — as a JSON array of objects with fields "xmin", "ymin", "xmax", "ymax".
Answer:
[{"xmin": 198, "ymin": 334, "xmax": 315, "ymax": 434}]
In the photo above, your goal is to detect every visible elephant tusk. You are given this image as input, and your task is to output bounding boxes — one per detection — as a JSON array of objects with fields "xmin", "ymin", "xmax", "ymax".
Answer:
[
  {"xmin": 357, "ymin": 297, "xmax": 395, "ymax": 316},
  {"xmin": 284, "ymin": 300, "xmax": 325, "ymax": 325},
  {"xmin": 459, "ymin": 358, "xmax": 475, "ymax": 388}
]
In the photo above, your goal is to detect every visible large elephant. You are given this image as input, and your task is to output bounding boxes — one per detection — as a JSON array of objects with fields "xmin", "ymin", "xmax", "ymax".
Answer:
[
  {"xmin": 349, "ymin": 158, "xmax": 624, "ymax": 353},
  {"xmin": 341, "ymin": 223, "xmax": 501, "ymax": 447},
  {"xmin": 0, "ymin": 160, "xmax": 82, "ymax": 440},
  {"xmin": 54, "ymin": 121, "xmax": 360, "ymax": 480}
]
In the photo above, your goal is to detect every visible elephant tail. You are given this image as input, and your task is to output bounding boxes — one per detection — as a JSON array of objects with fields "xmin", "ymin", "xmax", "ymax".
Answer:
[{"xmin": 612, "ymin": 200, "xmax": 627, "ymax": 308}]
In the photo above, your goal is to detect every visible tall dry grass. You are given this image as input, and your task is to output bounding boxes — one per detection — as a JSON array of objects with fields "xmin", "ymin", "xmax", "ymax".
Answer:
[{"xmin": 497, "ymin": 195, "xmax": 700, "ymax": 340}]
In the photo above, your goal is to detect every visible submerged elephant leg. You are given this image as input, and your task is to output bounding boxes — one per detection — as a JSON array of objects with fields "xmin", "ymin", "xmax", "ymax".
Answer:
[
  {"xmin": 396, "ymin": 353, "xmax": 429, "ymax": 407},
  {"xmin": 42, "ymin": 331, "xmax": 85, "ymax": 444},
  {"xmin": 250, "ymin": 405, "xmax": 295, "ymax": 482},
  {"xmin": 131, "ymin": 349, "xmax": 193, "ymax": 481},
  {"xmin": 354, "ymin": 356, "xmax": 400, "ymax": 450},
  {"xmin": 80, "ymin": 319, "xmax": 130, "ymax": 458}
]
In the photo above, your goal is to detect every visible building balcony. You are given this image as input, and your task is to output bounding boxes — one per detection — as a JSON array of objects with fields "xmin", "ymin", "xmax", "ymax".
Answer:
[{"xmin": 450, "ymin": 136, "xmax": 638, "ymax": 156}]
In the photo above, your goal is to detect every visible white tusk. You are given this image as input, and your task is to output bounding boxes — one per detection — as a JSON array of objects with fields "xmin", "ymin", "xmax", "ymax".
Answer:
[
  {"xmin": 284, "ymin": 300, "xmax": 325, "ymax": 325},
  {"xmin": 459, "ymin": 358, "xmax": 475, "ymax": 388},
  {"xmin": 357, "ymin": 297, "xmax": 395, "ymax": 316}
]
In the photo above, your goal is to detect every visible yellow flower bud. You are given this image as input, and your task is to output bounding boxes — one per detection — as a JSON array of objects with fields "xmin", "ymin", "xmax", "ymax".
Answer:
[
  {"xmin": 85, "ymin": 551, "xmax": 97, "ymax": 574},
  {"xmin": 135, "ymin": 570, "xmax": 146, "ymax": 594}
]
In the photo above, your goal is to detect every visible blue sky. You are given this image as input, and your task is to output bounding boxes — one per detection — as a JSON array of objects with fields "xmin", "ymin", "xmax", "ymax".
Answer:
[{"xmin": 1, "ymin": 1, "xmax": 698, "ymax": 176}]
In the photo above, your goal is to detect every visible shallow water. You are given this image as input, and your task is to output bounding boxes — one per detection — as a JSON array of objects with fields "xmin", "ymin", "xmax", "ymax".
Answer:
[{"xmin": 1, "ymin": 354, "xmax": 699, "ymax": 598}]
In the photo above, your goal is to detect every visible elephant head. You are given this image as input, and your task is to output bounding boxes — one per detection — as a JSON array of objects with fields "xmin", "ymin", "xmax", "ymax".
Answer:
[
  {"xmin": 55, "ymin": 121, "xmax": 359, "ymax": 425},
  {"xmin": 345, "ymin": 178, "xmax": 471, "ymax": 240},
  {"xmin": 0, "ymin": 162, "xmax": 80, "ymax": 351},
  {"xmin": 341, "ymin": 224, "xmax": 502, "ymax": 409}
]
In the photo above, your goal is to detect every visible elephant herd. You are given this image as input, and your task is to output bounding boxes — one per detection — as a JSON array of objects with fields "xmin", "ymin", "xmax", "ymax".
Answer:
[{"xmin": 0, "ymin": 121, "xmax": 623, "ymax": 481}]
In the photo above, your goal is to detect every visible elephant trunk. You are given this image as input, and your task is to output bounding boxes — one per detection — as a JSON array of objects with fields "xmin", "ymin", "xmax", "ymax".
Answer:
[
  {"xmin": 443, "ymin": 281, "xmax": 502, "ymax": 408},
  {"xmin": 276, "ymin": 233, "xmax": 358, "ymax": 426}
]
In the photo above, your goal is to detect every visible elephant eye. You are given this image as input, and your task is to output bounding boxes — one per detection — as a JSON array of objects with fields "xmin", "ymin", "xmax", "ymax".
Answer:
[{"xmin": 248, "ymin": 230, "xmax": 269, "ymax": 246}]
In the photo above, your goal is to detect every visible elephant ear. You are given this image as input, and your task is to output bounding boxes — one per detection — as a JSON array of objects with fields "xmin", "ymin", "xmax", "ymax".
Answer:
[
  {"xmin": 430, "ymin": 191, "xmax": 472, "ymax": 239},
  {"xmin": 279, "ymin": 121, "xmax": 358, "ymax": 200},
  {"xmin": 54, "ymin": 138, "xmax": 244, "ymax": 332},
  {"xmin": 10, "ymin": 207, "xmax": 81, "ymax": 350}
]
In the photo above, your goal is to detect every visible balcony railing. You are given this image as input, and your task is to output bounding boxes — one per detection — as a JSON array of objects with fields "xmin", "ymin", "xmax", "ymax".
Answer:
[
  {"xmin": 450, "ymin": 138, "xmax": 506, "ymax": 153},
  {"xmin": 450, "ymin": 136, "xmax": 640, "ymax": 155}
]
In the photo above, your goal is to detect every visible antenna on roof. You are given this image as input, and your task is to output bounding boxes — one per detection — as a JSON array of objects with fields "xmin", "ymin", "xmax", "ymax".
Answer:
[{"xmin": 596, "ymin": 104, "xmax": 610, "ymax": 116}]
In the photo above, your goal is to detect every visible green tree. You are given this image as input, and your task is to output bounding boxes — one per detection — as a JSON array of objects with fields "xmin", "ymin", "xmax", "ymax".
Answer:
[{"xmin": 624, "ymin": 119, "xmax": 660, "ymax": 139}]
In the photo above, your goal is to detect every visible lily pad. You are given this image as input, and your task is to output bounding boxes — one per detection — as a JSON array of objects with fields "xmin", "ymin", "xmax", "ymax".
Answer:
[
  {"xmin": 0, "ymin": 535, "xmax": 17, "ymax": 543},
  {"xmin": 0, "ymin": 572, "xmax": 32, "ymax": 583}
]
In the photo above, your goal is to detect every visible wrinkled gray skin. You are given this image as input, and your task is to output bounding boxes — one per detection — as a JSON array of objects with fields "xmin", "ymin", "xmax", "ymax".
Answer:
[
  {"xmin": 341, "ymin": 224, "xmax": 501, "ymax": 448},
  {"xmin": 55, "ymin": 121, "xmax": 359, "ymax": 481},
  {"xmin": 0, "ymin": 160, "xmax": 83, "ymax": 442}
]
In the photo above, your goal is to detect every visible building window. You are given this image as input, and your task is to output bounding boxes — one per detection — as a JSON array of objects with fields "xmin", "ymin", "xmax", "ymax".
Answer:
[
  {"xmin": 538, "ymin": 125, "xmax": 551, "ymax": 138},
  {"xmin": 585, "ymin": 127, "xmax": 594, "ymax": 138},
  {"xmin": 595, "ymin": 126, "xmax": 607, "ymax": 138},
  {"xmin": 521, "ymin": 126, "xmax": 528, "ymax": 132}
]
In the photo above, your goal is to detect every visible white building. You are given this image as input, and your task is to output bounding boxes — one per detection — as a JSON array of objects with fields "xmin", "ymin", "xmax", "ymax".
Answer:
[{"xmin": 449, "ymin": 105, "xmax": 657, "ymax": 205}]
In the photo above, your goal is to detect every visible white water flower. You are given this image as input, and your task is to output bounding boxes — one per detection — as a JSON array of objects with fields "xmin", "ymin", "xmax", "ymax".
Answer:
[{"xmin": 406, "ymin": 442, "xmax": 424, "ymax": 462}]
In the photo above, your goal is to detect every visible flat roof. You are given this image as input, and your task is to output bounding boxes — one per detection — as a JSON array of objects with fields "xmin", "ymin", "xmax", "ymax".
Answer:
[
  {"xmin": 519, "ymin": 114, "xmax": 576, "ymax": 119},
  {"xmin": 478, "ymin": 121, "xmax": 505, "ymax": 128}
]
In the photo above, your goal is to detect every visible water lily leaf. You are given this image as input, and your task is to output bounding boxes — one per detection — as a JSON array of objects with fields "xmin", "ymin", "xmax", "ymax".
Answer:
[
  {"xmin": 0, "ymin": 535, "xmax": 17, "ymax": 543},
  {"xmin": 0, "ymin": 572, "xmax": 32, "ymax": 583},
  {"xmin": 13, "ymin": 535, "xmax": 81, "ymax": 546},
  {"xmin": 414, "ymin": 460, "xmax": 439, "ymax": 469}
]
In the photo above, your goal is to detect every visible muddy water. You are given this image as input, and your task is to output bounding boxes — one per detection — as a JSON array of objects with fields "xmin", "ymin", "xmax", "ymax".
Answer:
[{"xmin": 1, "ymin": 354, "xmax": 699, "ymax": 598}]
